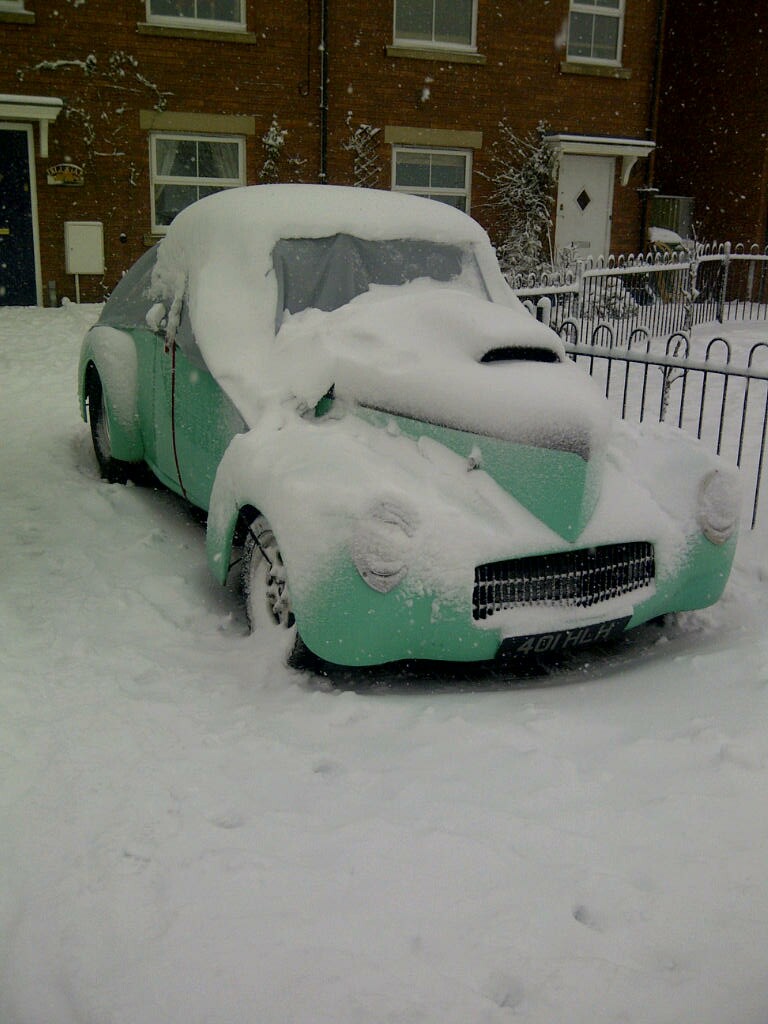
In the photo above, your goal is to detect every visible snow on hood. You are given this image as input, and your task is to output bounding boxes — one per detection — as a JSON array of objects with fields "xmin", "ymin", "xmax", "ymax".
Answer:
[
  {"xmin": 275, "ymin": 282, "xmax": 611, "ymax": 457},
  {"xmin": 150, "ymin": 185, "xmax": 529, "ymax": 424}
]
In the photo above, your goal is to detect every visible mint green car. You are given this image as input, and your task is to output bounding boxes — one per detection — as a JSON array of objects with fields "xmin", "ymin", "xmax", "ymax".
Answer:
[{"xmin": 78, "ymin": 185, "xmax": 739, "ymax": 667}]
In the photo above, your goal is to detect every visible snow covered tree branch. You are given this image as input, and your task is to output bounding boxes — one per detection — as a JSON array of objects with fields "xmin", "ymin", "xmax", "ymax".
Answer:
[{"xmin": 483, "ymin": 120, "xmax": 558, "ymax": 277}]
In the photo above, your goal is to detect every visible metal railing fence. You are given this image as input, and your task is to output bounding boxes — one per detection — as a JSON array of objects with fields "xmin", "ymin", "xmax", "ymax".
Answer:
[
  {"xmin": 557, "ymin": 320, "xmax": 768, "ymax": 530},
  {"xmin": 514, "ymin": 243, "xmax": 768, "ymax": 344}
]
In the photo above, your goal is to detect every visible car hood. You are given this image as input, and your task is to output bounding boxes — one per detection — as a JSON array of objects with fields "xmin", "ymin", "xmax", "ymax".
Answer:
[{"xmin": 276, "ymin": 286, "xmax": 612, "ymax": 541}]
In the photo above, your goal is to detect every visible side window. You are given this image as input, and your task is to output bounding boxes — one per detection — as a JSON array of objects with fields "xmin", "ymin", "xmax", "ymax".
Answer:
[
  {"xmin": 566, "ymin": 0, "xmax": 624, "ymax": 66},
  {"xmin": 100, "ymin": 246, "xmax": 159, "ymax": 327},
  {"xmin": 391, "ymin": 146, "xmax": 472, "ymax": 213},
  {"xmin": 146, "ymin": 0, "xmax": 245, "ymax": 31},
  {"xmin": 149, "ymin": 132, "xmax": 245, "ymax": 233},
  {"xmin": 394, "ymin": 0, "xmax": 476, "ymax": 50}
]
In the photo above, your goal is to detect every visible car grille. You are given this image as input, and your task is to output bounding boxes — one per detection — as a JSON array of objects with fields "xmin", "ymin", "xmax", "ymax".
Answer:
[{"xmin": 473, "ymin": 542, "xmax": 655, "ymax": 621}]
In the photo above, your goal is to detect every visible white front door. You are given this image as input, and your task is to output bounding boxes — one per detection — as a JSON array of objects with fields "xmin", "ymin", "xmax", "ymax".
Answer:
[{"xmin": 555, "ymin": 154, "xmax": 615, "ymax": 261}]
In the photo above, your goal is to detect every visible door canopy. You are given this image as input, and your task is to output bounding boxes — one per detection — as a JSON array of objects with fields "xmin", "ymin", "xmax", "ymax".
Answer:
[
  {"xmin": 545, "ymin": 134, "xmax": 655, "ymax": 186},
  {"xmin": 0, "ymin": 94, "xmax": 63, "ymax": 157}
]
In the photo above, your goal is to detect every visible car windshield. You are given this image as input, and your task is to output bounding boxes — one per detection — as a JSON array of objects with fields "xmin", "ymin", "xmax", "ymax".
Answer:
[{"xmin": 272, "ymin": 233, "xmax": 486, "ymax": 330}]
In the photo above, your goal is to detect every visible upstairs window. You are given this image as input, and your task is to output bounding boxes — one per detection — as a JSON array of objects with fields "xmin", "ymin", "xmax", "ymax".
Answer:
[
  {"xmin": 567, "ymin": 0, "xmax": 624, "ymax": 65},
  {"xmin": 392, "ymin": 147, "xmax": 472, "ymax": 213},
  {"xmin": 394, "ymin": 0, "xmax": 476, "ymax": 50},
  {"xmin": 146, "ymin": 0, "xmax": 245, "ymax": 31},
  {"xmin": 150, "ymin": 133, "xmax": 245, "ymax": 233}
]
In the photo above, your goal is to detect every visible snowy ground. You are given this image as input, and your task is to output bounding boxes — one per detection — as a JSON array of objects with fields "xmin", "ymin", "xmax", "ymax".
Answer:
[{"xmin": 2, "ymin": 303, "xmax": 768, "ymax": 1024}]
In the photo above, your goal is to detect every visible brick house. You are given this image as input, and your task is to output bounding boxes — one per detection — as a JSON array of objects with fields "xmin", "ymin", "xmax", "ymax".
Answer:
[
  {"xmin": 653, "ymin": 0, "xmax": 768, "ymax": 248},
  {"xmin": 1, "ymin": 0, "xmax": 662, "ymax": 305}
]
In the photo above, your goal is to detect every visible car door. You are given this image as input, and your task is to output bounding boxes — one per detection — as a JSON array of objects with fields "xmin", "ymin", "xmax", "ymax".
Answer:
[
  {"xmin": 164, "ymin": 303, "xmax": 245, "ymax": 510},
  {"xmin": 150, "ymin": 327, "xmax": 181, "ymax": 492}
]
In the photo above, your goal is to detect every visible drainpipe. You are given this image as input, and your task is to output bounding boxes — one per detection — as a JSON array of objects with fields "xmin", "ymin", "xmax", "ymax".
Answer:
[
  {"xmin": 319, "ymin": 0, "xmax": 329, "ymax": 183},
  {"xmin": 640, "ymin": 0, "xmax": 667, "ymax": 247}
]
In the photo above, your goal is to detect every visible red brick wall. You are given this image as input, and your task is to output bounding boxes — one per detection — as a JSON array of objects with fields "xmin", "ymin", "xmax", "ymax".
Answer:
[
  {"xmin": 655, "ymin": 0, "xmax": 768, "ymax": 248},
  {"xmin": 1, "ymin": 0, "xmax": 662, "ymax": 302},
  {"xmin": 1, "ymin": 0, "xmax": 320, "ymax": 300},
  {"xmin": 325, "ymin": 0, "xmax": 661, "ymax": 254}
]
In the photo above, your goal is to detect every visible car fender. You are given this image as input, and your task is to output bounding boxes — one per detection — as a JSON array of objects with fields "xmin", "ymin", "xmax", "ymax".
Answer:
[
  {"xmin": 206, "ymin": 469, "xmax": 246, "ymax": 586},
  {"xmin": 205, "ymin": 420, "xmax": 364, "ymax": 593},
  {"xmin": 79, "ymin": 325, "xmax": 144, "ymax": 462},
  {"xmin": 205, "ymin": 427, "xmax": 290, "ymax": 587}
]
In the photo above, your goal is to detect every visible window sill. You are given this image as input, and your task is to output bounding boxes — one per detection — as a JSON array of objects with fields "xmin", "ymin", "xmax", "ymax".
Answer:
[
  {"xmin": 144, "ymin": 233, "xmax": 166, "ymax": 246},
  {"xmin": 137, "ymin": 22, "xmax": 257, "ymax": 44},
  {"xmin": 0, "ymin": 9, "xmax": 35, "ymax": 23},
  {"xmin": 386, "ymin": 44, "xmax": 486, "ymax": 65},
  {"xmin": 560, "ymin": 61, "xmax": 631, "ymax": 80}
]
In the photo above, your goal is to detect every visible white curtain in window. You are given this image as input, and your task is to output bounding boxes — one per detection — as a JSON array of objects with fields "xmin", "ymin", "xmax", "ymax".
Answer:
[
  {"xmin": 207, "ymin": 141, "xmax": 240, "ymax": 180},
  {"xmin": 154, "ymin": 137, "xmax": 182, "ymax": 224},
  {"xmin": 155, "ymin": 136, "xmax": 180, "ymax": 177}
]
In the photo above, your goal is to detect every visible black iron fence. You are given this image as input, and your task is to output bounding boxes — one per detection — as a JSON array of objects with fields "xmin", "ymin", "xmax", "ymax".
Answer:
[{"xmin": 557, "ymin": 320, "xmax": 768, "ymax": 530}]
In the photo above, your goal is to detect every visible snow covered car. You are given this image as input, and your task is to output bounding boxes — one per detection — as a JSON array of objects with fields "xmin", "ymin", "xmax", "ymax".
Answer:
[{"xmin": 78, "ymin": 185, "xmax": 739, "ymax": 667}]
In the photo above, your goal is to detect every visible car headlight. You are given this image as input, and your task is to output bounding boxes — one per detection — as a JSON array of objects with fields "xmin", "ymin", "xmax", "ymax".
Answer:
[
  {"xmin": 698, "ymin": 469, "xmax": 740, "ymax": 544},
  {"xmin": 351, "ymin": 500, "xmax": 418, "ymax": 593}
]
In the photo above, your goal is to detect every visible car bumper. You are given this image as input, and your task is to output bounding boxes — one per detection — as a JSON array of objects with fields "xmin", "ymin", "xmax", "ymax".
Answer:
[{"xmin": 293, "ymin": 532, "xmax": 736, "ymax": 667}]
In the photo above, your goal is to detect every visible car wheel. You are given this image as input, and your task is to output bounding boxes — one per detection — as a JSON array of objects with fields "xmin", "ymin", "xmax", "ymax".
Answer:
[
  {"xmin": 86, "ymin": 369, "xmax": 135, "ymax": 484},
  {"xmin": 241, "ymin": 513, "xmax": 298, "ymax": 644}
]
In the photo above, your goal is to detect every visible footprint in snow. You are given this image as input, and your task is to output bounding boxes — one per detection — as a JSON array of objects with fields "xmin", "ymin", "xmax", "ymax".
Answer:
[{"xmin": 573, "ymin": 903, "xmax": 602, "ymax": 931}]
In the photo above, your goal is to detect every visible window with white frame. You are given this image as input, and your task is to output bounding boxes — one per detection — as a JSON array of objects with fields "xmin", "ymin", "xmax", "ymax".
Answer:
[
  {"xmin": 150, "ymin": 133, "xmax": 245, "ymax": 232},
  {"xmin": 392, "ymin": 147, "xmax": 472, "ymax": 212},
  {"xmin": 394, "ymin": 0, "xmax": 475, "ymax": 49},
  {"xmin": 567, "ymin": 0, "xmax": 624, "ymax": 65},
  {"xmin": 146, "ymin": 0, "xmax": 245, "ymax": 30}
]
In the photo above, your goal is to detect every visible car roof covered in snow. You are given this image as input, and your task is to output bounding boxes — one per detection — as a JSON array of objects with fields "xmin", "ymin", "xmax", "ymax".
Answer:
[{"xmin": 146, "ymin": 185, "xmax": 524, "ymax": 422}]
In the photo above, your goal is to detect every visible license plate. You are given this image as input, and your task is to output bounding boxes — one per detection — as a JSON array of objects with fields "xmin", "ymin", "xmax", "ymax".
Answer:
[{"xmin": 500, "ymin": 616, "xmax": 631, "ymax": 657}]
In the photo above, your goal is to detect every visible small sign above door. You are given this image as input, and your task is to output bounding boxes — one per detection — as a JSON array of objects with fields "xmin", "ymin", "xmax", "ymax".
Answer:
[{"xmin": 47, "ymin": 162, "xmax": 84, "ymax": 186}]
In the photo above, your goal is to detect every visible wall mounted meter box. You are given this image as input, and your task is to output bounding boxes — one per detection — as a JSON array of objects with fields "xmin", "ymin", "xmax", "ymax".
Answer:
[{"xmin": 64, "ymin": 221, "xmax": 105, "ymax": 275}]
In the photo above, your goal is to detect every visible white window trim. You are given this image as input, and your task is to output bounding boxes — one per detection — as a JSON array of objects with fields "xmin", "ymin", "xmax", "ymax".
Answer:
[
  {"xmin": 0, "ymin": 1, "xmax": 26, "ymax": 9},
  {"xmin": 392, "ymin": 0, "xmax": 477, "ymax": 52},
  {"xmin": 391, "ymin": 145, "xmax": 473, "ymax": 213},
  {"xmin": 566, "ymin": 0, "xmax": 625, "ymax": 67},
  {"xmin": 149, "ymin": 131, "xmax": 245, "ymax": 234},
  {"xmin": 146, "ymin": 0, "xmax": 245, "ymax": 32}
]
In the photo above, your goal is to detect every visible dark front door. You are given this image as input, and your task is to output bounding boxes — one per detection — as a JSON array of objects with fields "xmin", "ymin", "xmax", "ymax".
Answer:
[{"xmin": 0, "ymin": 126, "xmax": 38, "ymax": 306}]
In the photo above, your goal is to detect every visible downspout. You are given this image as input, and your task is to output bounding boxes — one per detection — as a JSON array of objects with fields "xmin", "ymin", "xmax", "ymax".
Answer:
[
  {"xmin": 758, "ymin": 137, "xmax": 768, "ymax": 248},
  {"xmin": 640, "ymin": 0, "xmax": 667, "ymax": 247},
  {"xmin": 319, "ymin": 0, "xmax": 329, "ymax": 183}
]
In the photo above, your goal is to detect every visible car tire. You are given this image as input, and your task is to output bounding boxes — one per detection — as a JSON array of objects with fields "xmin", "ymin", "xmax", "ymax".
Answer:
[
  {"xmin": 86, "ymin": 368, "xmax": 138, "ymax": 484},
  {"xmin": 241, "ymin": 513, "xmax": 300, "ymax": 654}
]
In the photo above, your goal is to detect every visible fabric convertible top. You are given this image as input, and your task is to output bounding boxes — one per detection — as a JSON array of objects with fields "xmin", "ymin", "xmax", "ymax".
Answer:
[
  {"xmin": 102, "ymin": 234, "xmax": 468, "ymax": 341},
  {"xmin": 271, "ymin": 234, "xmax": 465, "ymax": 330}
]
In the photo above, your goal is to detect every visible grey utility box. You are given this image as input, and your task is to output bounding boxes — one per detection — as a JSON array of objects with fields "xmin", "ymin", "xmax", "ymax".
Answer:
[{"xmin": 64, "ymin": 221, "xmax": 105, "ymax": 275}]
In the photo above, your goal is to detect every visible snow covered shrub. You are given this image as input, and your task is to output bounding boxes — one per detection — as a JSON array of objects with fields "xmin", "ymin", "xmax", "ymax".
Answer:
[
  {"xmin": 342, "ymin": 116, "xmax": 382, "ymax": 189},
  {"xmin": 260, "ymin": 115, "xmax": 287, "ymax": 184},
  {"xmin": 485, "ymin": 120, "xmax": 558, "ymax": 277},
  {"xmin": 258, "ymin": 116, "xmax": 305, "ymax": 183},
  {"xmin": 581, "ymin": 275, "xmax": 639, "ymax": 322}
]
